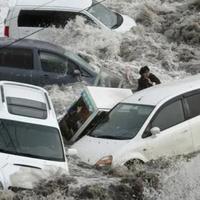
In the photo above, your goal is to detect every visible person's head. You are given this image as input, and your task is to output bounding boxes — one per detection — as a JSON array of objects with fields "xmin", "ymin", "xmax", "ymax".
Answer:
[{"xmin": 139, "ymin": 66, "xmax": 150, "ymax": 78}]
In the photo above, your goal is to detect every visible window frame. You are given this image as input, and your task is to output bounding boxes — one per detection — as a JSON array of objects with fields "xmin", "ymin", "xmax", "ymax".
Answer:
[
  {"xmin": 142, "ymin": 89, "xmax": 200, "ymax": 138},
  {"xmin": 142, "ymin": 96, "xmax": 186, "ymax": 138},
  {"xmin": 68, "ymin": 59, "xmax": 92, "ymax": 77},
  {"xmin": 183, "ymin": 89, "xmax": 200, "ymax": 120},
  {"xmin": 65, "ymin": 54, "xmax": 94, "ymax": 77},
  {"xmin": 38, "ymin": 50, "xmax": 69, "ymax": 75}
]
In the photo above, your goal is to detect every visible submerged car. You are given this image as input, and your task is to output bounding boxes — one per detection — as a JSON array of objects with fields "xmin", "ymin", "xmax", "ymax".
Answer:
[
  {"xmin": 5, "ymin": 0, "xmax": 136, "ymax": 39},
  {"xmin": 0, "ymin": 81, "xmax": 76, "ymax": 190},
  {"xmin": 59, "ymin": 86, "xmax": 133, "ymax": 144},
  {"xmin": 71, "ymin": 75, "xmax": 200, "ymax": 167},
  {"xmin": 0, "ymin": 37, "xmax": 121, "ymax": 87}
]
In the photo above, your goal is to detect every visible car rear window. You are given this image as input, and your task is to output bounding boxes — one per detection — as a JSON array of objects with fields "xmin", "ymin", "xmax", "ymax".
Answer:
[
  {"xmin": 0, "ymin": 48, "xmax": 33, "ymax": 69},
  {"xmin": 18, "ymin": 10, "xmax": 79, "ymax": 28}
]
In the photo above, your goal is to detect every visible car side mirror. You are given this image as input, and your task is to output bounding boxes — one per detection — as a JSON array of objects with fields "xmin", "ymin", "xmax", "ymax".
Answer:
[
  {"xmin": 73, "ymin": 69, "xmax": 81, "ymax": 76},
  {"xmin": 65, "ymin": 148, "xmax": 78, "ymax": 156},
  {"xmin": 150, "ymin": 127, "xmax": 160, "ymax": 136}
]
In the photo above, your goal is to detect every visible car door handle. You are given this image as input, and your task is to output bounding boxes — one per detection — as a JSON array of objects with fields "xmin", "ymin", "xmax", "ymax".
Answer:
[{"xmin": 182, "ymin": 130, "xmax": 188, "ymax": 134}]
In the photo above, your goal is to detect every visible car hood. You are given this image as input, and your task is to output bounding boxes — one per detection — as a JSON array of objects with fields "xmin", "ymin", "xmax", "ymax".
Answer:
[
  {"xmin": 114, "ymin": 14, "xmax": 136, "ymax": 33},
  {"xmin": 72, "ymin": 135, "xmax": 129, "ymax": 165}
]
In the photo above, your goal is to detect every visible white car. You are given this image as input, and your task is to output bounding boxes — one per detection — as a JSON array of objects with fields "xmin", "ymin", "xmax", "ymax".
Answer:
[
  {"xmin": 72, "ymin": 75, "xmax": 200, "ymax": 167},
  {"xmin": 0, "ymin": 81, "xmax": 75, "ymax": 190},
  {"xmin": 4, "ymin": 0, "xmax": 136, "ymax": 38}
]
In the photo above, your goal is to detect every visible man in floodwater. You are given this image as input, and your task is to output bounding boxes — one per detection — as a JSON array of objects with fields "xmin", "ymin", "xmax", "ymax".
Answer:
[{"xmin": 137, "ymin": 66, "xmax": 161, "ymax": 91}]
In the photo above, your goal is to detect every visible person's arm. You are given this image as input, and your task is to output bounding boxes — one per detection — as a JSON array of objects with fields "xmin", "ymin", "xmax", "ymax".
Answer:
[{"xmin": 150, "ymin": 74, "xmax": 161, "ymax": 85}]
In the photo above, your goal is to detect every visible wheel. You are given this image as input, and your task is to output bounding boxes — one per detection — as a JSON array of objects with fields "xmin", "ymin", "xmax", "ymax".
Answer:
[{"xmin": 124, "ymin": 159, "xmax": 144, "ymax": 170}]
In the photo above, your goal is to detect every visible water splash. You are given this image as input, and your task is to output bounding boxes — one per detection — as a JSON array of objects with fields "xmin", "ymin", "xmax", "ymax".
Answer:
[{"xmin": 0, "ymin": 0, "xmax": 200, "ymax": 199}]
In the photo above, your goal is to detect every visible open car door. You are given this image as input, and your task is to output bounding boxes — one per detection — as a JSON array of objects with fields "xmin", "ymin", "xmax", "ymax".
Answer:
[{"xmin": 59, "ymin": 86, "xmax": 132, "ymax": 144}]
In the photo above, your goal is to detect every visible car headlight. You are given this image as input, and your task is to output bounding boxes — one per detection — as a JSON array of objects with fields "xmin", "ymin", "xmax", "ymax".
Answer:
[
  {"xmin": 95, "ymin": 155, "xmax": 113, "ymax": 167},
  {"xmin": 0, "ymin": 181, "xmax": 4, "ymax": 190}
]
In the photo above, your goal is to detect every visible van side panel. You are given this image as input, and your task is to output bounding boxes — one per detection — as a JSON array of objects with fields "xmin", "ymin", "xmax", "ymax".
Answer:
[{"xmin": 7, "ymin": 7, "xmax": 20, "ymax": 38}]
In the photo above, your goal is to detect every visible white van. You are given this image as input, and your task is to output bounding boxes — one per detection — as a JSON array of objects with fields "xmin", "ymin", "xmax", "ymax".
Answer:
[
  {"xmin": 4, "ymin": 0, "xmax": 136, "ymax": 38},
  {"xmin": 0, "ymin": 81, "xmax": 74, "ymax": 190},
  {"xmin": 72, "ymin": 75, "xmax": 200, "ymax": 167}
]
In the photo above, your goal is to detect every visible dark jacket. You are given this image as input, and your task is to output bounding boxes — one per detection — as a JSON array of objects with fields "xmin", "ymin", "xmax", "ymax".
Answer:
[{"xmin": 137, "ymin": 73, "xmax": 161, "ymax": 91}]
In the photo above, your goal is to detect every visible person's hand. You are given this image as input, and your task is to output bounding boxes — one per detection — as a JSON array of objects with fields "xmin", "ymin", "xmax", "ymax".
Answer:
[{"xmin": 147, "ymin": 78, "xmax": 153, "ymax": 85}]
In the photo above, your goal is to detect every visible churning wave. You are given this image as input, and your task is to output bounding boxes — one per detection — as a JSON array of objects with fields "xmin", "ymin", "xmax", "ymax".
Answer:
[{"xmin": 0, "ymin": 0, "xmax": 200, "ymax": 199}]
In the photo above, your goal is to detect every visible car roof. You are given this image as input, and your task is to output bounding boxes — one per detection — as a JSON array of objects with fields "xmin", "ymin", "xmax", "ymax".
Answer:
[
  {"xmin": 13, "ymin": 0, "xmax": 92, "ymax": 11},
  {"xmin": 123, "ymin": 74, "xmax": 200, "ymax": 106},
  {"xmin": 0, "ymin": 37, "xmax": 65, "ymax": 54},
  {"xmin": 0, "ymin": 81, "xmax": 58, "ymax": 128}
]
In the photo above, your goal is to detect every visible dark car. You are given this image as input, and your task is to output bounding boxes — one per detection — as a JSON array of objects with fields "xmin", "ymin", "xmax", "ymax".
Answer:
[{"xmin": 0, "ymin": 37, "xmax": 121, "ymax": 87}]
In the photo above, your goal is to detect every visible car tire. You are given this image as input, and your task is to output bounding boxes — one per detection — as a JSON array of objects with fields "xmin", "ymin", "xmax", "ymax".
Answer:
[{"xmin": 124, "ymin": 159, "xmax": 144, "ymax": 170}]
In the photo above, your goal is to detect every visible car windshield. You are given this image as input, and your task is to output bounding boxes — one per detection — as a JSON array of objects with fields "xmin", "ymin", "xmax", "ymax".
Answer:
[
  {"xmin": 89, "ymin": 103, "xmax": 154, "ymax": 140},
  {"xmin": 87, "ymin": 0, "xmax": 120, "ymax": 29},
  {"xmin": 0, "ymin": 119, "xmax": 64, "ymax": 161}
]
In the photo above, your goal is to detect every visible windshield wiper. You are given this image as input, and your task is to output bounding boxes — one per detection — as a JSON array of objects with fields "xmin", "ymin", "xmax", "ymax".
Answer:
[{"xmin": 92, "ymin": 135, "xmax": 128, "ymax": 140}]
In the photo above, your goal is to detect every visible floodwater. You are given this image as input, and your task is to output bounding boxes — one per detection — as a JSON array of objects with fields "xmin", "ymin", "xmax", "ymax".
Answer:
[{"xmin": 0, "ymin": 0, "xmax": 200, "ymax": 199}]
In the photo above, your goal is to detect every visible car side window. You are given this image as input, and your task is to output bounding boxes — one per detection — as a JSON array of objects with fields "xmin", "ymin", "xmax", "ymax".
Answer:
[
  {"xmin": 18, "ymin": 10, "xmax": 93, "ymax": 28},
  {"xmin": 151, "ymin": 100, "xmax": 185, "ymax": 132},
  {"xmin": 80, "ymin": 68, "xmax": 91, "ymax": 77},
  {"xmin": 0, "ymin": 48, "xmax": 33, "ymax": 70},
  {"xmin": 40, "ymin": 52, "xmax": 68, "ymax": 74},
  {"xmin": 185, "ymin": 93, "xmax": 200, "ymax": 119},
  {"xmin": 68, "ymin": 60, "xmax": 91, "ymax": 77},
  {"xmin": 67, "ymin": 59, "xmax": 79, "ymax": 74}
]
